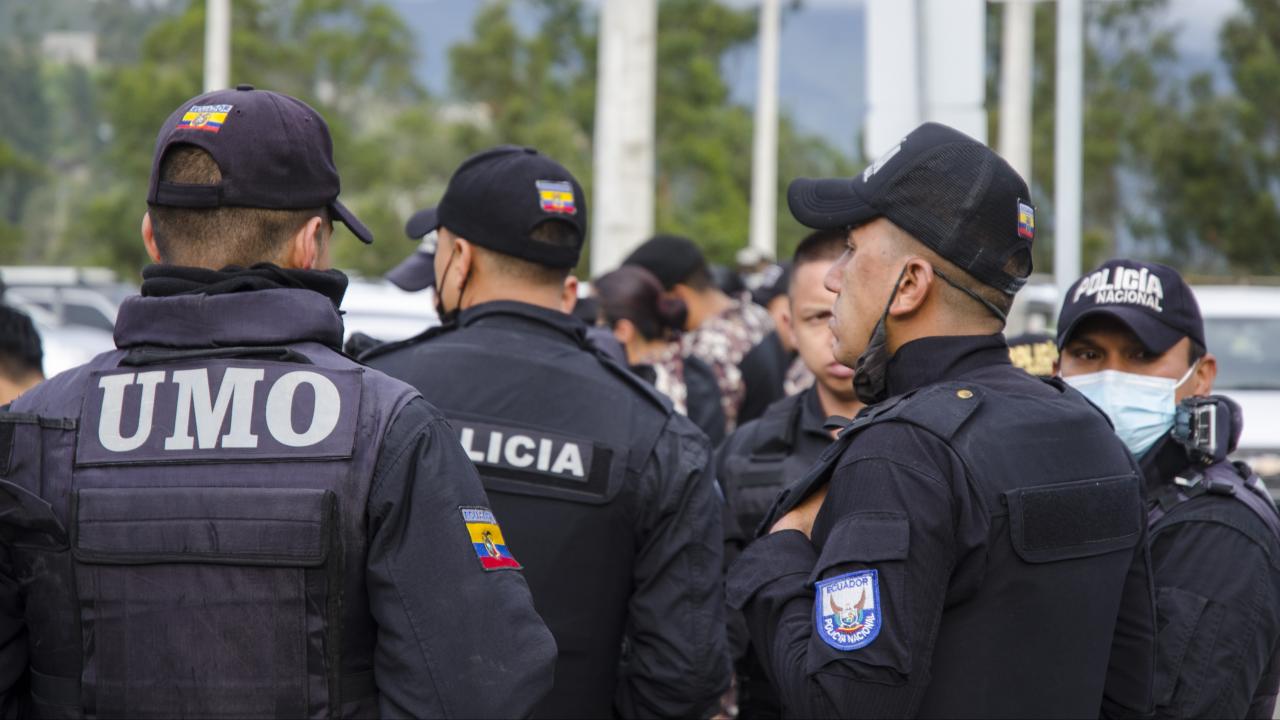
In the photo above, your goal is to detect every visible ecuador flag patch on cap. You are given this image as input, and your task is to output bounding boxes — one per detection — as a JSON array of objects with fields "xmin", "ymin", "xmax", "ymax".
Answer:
[{"xmin": 460, "ymin": 506, "xmax": 521, "ymax": 571}]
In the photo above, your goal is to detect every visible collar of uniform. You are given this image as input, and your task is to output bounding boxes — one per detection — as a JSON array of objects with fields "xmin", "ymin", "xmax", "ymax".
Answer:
[
  {"xmin": 800, "ymin": 385, "xmax": 832, "ymax": 438},
  {"xmin": 1139, "ymin": 435, "xmax": 1193, "ymax": 492},
  {"xmin": 457, "ymin": 300, "xmax": 588, "ymax": 347},
  {"xmin": 114, "ymin": 288, "xmax": 345, "ymax": 350},
  {"xmin": 886, "ymin": 333, "xmax": 1010, "ymax": 396}
]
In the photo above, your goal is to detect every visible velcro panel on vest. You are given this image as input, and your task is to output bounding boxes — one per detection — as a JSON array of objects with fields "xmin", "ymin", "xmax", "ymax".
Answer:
[
  {"xmin": 73, "ymin": 487, "xmax": 332, "ymax": 566},
  {"xmin": 75, "ymin": 363, "xmax": 362, "ymax": 466},
  {"xmin": 1006, "ymin": 475, "xmax": 1142, "ymax": 563},
  {"xmin": 72, "ymin": 486, "xmax": 335, "ymax": 718}
]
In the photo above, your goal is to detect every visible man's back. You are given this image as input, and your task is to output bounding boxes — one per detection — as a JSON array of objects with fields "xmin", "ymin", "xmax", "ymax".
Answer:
[
  {"xmin": 1, "ymin": 282, "xmax": 555, "ymax": 718},
  {"xmin": 365, "ymin": 300, "xmax": 729, "ymax": 718}
]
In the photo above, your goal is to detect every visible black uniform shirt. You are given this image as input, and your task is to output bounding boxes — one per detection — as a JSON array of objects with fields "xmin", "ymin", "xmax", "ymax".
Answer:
[
  {"xmin": 727, "ymin": 334, "xmax": 1155, "ymax": 718},
  {"xmin": 364, "ymin": 301, "xmax": 729, "ymax": 718},
  {"xmin": 1141, "ymin": 438, "xmax": 1280, "ymax": 719}
]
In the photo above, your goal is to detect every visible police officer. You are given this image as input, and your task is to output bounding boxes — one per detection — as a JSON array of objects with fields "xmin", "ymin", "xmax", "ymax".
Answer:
[
  {"xmin": 361, "ymin": 146, "xmax": 730, "ymax": 718},
  {"xmin": 0, "ymin": 87, "xmax": 555, "ymax": 718},
  {"xmin": 725, "ymin": 122, "xmax": 1156, "ymax": 717},
  {"xmin": 718, "ymin": 228, "xmax": 860, "ymax": 718},
  {"xmin": 1058, "ymin": 259, "xmax": 1280, "ymax": 718}
]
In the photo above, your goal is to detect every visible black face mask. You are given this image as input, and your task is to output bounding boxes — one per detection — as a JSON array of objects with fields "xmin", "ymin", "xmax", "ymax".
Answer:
[
  {"xmin": 850, "ymin": 264, "xmax": 1008, "ymax": 406},
  {"xmin": 851, "ymin": 264, "xmax": 909, "ymax": 405},
  {"xmin": 434, "ymin": 244, "xmax": 467, "ymax": 326}
]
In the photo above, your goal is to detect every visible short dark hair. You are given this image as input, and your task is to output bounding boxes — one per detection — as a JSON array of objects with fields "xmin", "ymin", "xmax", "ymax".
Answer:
[
  {"xmin": 886, "ymin": 221, "xmax": 1014, "ymax": 317},
  {"xmin": 1188, "ymin": 339, "xmax": 1207, "ymax": 365},
  {"xmin": 0, "ymin": 305, "xmax": 43, "ymax": 380},
  {"xmin": 792, "ymin": 228, "xmax": 847, "ymax": 269},
  {"xmin": 476, "ymin": 219, "xmax": 578, "ymax": 285},
  {"xmin": 147, "ymin": 145, "xmax": 327, "ymax": 267}
]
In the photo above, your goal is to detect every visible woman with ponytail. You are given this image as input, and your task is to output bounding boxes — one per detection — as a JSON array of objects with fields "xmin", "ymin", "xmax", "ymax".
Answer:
[{"xmin": 594, "ymin": 266, "xmax": 726, "ymax": 445}]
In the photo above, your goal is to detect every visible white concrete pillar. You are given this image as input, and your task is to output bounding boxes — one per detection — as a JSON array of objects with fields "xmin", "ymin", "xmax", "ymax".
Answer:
[
  {"xmin": 203, "ymin": 0, "xmax": 231, "ymax": 93},
  {"xmin": 748, "ymin": 0, "xmax": 781, "ymax": 260},
  {"xmin": 589, "ymin": 0, "xmax": 658, "ymax": 277},
  {"xmin": 1054, "ymin": 0, "xmax": 1084, "ymax": 296}
]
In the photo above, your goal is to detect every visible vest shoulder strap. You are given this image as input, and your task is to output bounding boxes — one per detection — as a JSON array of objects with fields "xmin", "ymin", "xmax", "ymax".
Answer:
[
  {"xmin": 760, "ymin": 385, "xmax": 971, "ymax": 529},
  {"xmin": 1149, "ymin": 461, "xmax": 1280, "ymax": 541}
]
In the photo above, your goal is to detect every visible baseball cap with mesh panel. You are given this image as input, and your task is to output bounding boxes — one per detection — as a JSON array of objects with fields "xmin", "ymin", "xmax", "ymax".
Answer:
[{"xmin": 787, "ymin": 122, "xmax": 1034, "ymax": 295}]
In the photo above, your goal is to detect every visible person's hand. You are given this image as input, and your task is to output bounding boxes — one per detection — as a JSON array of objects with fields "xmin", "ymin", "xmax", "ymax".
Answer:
[{"xmin": 769, "ymin": 485, "xmax": 828, "ymax": 538}]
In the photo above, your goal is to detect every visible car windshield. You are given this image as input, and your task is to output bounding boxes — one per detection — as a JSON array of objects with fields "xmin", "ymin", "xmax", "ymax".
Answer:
[{"xmin": 1203, "ymin": 317, "xmax": 1280, "ymax": 390}]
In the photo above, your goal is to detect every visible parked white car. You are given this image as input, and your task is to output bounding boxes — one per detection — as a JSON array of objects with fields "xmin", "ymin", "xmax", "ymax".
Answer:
[
  {"xmin": 339, "ymin": 277, "xmax": 438, "ymax": 346},
  {"xmin": 3, "ymin": 296, "xmax": 117, "ymax": 378},
  {"xmin": 1193, "ymin": 285, "xmax": 1280, "ymax": 494}
]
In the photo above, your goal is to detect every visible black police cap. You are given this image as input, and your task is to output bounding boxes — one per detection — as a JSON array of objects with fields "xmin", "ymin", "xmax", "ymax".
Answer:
[
  {"xmin": 147, "ymin": 84, "xmax": 372, "ymax": 244},
  {"xmin": 420, "ymin": 146, "xmax": 587, "ymax": 269},
  {"xmin": 1057, "ymin": 259, "xmax": 1205, "ymax": 354},
  {"xmin": 787, "ymin": 122, "xmax": 1034, "ymax": 295}
]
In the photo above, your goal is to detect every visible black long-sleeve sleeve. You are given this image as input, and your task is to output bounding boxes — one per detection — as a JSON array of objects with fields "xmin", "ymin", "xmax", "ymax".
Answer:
[
  {"xmin": 615, "ymin": 416, "xmax": 731, "ymax": 718},
  {"xmin": 1149, "ymin": 511, "xmax": 1280, "ymax": 719},
  {"xmin": 728, "ymin": 447, "xmax": 956, "ymax": 718},
  {"xmin": 366, "ymin": 397, "xmax": 557, "ymax": 718}
]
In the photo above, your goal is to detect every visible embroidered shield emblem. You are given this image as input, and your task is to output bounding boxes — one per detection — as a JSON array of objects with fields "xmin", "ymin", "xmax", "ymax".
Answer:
[{"xmin": 815, "ymin": 569, "xmax": 881, "ymax": 650}]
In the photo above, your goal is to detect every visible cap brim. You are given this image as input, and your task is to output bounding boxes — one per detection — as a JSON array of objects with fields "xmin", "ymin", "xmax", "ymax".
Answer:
[
  {"xmin": 405, "ymin": 206, "xmax": 439, "ymax": 239},
  {"xmin": 385, "ymin": 250, "xmax": 436, "ymax": 291},
  {"xmin": 787, "ymin": 177, "xmax": 879, "ymax": 230},
  {"xmin": 1057, "ymin": 306, "xmax": 1186, "ymax": 354},
  {"xmin": 331, "ymin": 200, "xmax": 373, "ymax": 244}
]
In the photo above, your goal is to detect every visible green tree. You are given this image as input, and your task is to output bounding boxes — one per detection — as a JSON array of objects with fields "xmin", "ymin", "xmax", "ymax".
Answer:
[
  {"xmin": 446, "ymin": 0, "xmax": 854, "ymax": 272},
  {"xmin": 60, "ymin": 0, "xmax": 447, "ymax": 278}
]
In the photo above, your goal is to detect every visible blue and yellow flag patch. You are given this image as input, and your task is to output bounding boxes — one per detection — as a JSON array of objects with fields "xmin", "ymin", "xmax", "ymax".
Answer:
[
  {"xmin": 460, "ymin": 506, "xmax": 521, "ymax": 571},
  {"xmin": 1017, "ymin": 201, "xmax": 1035, "ymax": 240},
  {"xmin": 536, "ymin": 180, "xmax": 577, "ymax": 216},
  {"xmin": 176, "ymin": 103, "xmax": 233, "ymax": 133}
]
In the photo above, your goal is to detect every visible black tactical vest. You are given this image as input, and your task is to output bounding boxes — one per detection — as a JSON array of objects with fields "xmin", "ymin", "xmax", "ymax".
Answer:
[
  {"xmin": 369, "ymin": 304, "xmax": 672, "ymax": 718},
  {"xmin": 760, "ymin": 373, "xmax": 1148, "ymax": 718},
  {"xmin": 2, "ymin": 290, "xmax": 416, "ymax": 718},
  {"xmin": 722, "ymin": 390, "xmax": 834, "ymax": 540}
]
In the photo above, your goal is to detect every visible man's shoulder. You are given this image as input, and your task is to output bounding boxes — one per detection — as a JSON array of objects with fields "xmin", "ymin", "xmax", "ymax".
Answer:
[
  {"xmin": 359, "ymin": 327, "xmax": 445, "ymax": 367},
  {"xmin": 1159, "ymin": 474, "xmax": 1280, "ymax": 548}
]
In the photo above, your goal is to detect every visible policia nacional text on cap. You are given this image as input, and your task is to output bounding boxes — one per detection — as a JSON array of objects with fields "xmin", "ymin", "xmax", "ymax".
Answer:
[
  {"xmin": 2, "ymin": 86, "xmax": 556, "ymax": 717},
  {"xmin": 725, "ymin": 122, "xmax": 1157, "ymax": 717}
]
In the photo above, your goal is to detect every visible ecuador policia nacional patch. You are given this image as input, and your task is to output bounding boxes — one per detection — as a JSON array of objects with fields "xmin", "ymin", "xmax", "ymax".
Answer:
[
  {"xmin": 816, "ymin": 570, "xmax": 881, "ymax": 650},
  {"xmin": 460, "ymin": 506, "xmax": 521, "ymax": 571}
]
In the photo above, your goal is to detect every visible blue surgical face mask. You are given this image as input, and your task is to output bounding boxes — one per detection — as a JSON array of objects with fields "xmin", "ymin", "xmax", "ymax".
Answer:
[{"xmin": 1065, "ymin": 363, "xmax": 1199, "ymax": 459}]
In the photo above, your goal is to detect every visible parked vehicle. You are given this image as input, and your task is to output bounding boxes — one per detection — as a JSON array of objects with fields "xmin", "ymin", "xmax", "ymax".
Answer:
[
  {"xmin": 339, "ymin": 277, "xmax": 438, "ymax": 345},
  {"xmin": 1193, "ymin": 285, "xmax": 1280, "ymax": 496}
]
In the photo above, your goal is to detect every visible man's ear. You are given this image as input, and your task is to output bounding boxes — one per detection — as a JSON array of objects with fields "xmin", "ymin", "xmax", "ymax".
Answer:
[
  {"xmin": 283, "ymin": 216, "xmax": 327, "ymax": 270},
  {"xmin": 1191, "ymin": 352, "xmax": 1218, "ymax": 395},
  {"xmin": 888, "ymin": 258, "xmax": 933, "ymax": 318},
  {"xmin": 778, "ymin": 301, "xmax": 796, "ymax": 347},
  {"xmin": 561, "ymin": 275, "xmax": 580, "ymax": 314},
  {"xmin": 141, "ymin": 212, "xmax": 163, "ymax": 264}
]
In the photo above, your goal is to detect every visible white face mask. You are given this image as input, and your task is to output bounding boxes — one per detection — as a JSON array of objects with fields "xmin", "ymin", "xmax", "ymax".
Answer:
[{"xmin": 1065, "ymin": 362, "xmax": 1199, "ymax": 459}]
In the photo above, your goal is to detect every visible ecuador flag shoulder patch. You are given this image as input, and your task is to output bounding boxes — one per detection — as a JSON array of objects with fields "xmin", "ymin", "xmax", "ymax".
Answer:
[{"xmin": 460, "ymin": 506, "xmax": 522, "ymax": 571}]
